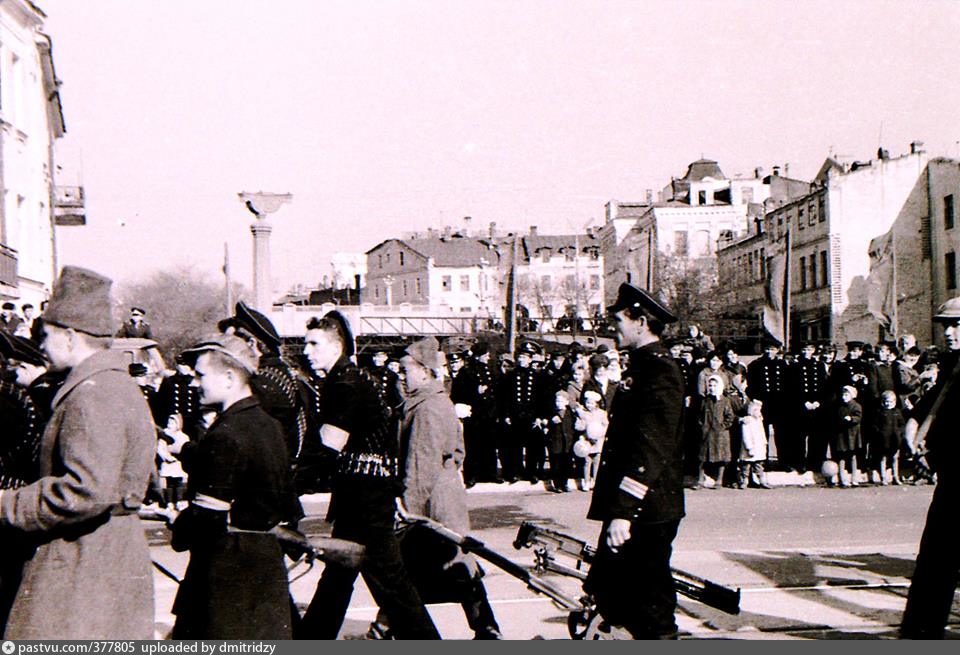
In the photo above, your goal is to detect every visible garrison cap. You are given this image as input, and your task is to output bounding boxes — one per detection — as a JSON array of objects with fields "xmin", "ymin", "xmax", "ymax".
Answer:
[
  {"xmin": 182, "ymin": 334, "xmax": 260, "ymax": 375},
  {"xmin": 606, "ymin": 282, "xmax": 677, "ymax": 324},
  {"xmin": 0, "ymin": 332, "xmax": 47, "ymax": 366}
]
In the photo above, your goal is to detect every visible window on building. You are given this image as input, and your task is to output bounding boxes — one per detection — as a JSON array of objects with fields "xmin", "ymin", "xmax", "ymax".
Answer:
[
  {"xmin": 747, "ymin": 252, "xmax": 754, "ymax": 279},
  {"xmin": 777, "ymin": 215, "xmax": 784, "ymax": 228},
  {"xmin": 947, "ymin": 252, "xmax": 957, "ymax": 290},
  {"xmin": 378, "ymin": 255, "xmax": 383, "ymax": 269},
  {"xmin": 741, "ymin": 187, "xmax": 754, "ymax": 204},
  {"xmin": 590, "ymin": 275, "xmax": 600, "ymax": 290},
  {"xmin": 693, "ymin": 230, "xmax": 711, "ymax": 256},
  {"xmin": 402, "ymin": 280, "xmax": 408, "ymax": 296},
  {"xmin": 541, "ymin": 275, "xmax": 552, "ymax": 292},
  {"xmin": 565, "ymin": 249, "xmax": 575, "ymax": 262},
  {"xmin": 820, "ymin": 251, "xmax": 828, "ymax": 286},
  {"xmin": 460, "ymin": 275, "xmax": 470, "ymax": 291},
  {"xmin": 375, "ymin": 286, "xmax": 380, "ymax": 299},
  {"xmin": 698, "ymin": 190, "xmax": 707, "ymax": 205},
  {"xmin": 385, "ymin": 253, "xmax": 390, "ymax": 264},
  {"xmin": 760, "ymin": 248, "xmax": 766, "ymax": 280},
  {"xmin": 460, "ymin": 307, "xmax": 472, "ymax": 313},
  {"xmin": 810, "ymin": 255, "xmax": 817, "ymax": 288},
  {"xmin": 541, "ymin": 250, "xmax": 551, "ymax": 263},
  {"xmin": 442, "ymin": 275, "xmax": 452, "ymax": 291},
  {"xmin": 399, "ymin": 251, "xmax": 405, "ymax": 266},
  {"xmin": 415, "ymin": 277, "xmax": 422, "ymax": 295},
  {"xmin": 626, "ymin": 271, "xmax": 632, "ymax": 283},
  {"xmin": 818, "ymin": 196, "xmax": 826, "ymax": 222},
  {"xmin": 946, "ymin": 194, "xmax": 956, "ymax": 230},
  {"xmin": 799, "ymin": 256, "xmax": 807, "ymax": 290},
  {"xmin": 798, "ymin": 207, "xmax": 805, "ymax": 229},
  {"xmin": 808, "ymin": 203, "xmax": 816, "ymax": 226},
  {"xmin": 565, "ymin": 274, "xmax": 575, "ymax": 289},
  {"xmin": 674, "ymin": 231, "xmax": 689, "ymax": 256}
]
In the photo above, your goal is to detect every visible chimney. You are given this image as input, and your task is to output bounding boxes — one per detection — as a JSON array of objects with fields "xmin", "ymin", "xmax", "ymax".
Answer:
[
  {"xmin": 463, "ymin": 215, "xmax": 472, "ymax": 235},
  {"xmin": 355, "ymin": 274, "xmax": 362, "ymax": 303},
  {"xmin": 754, "ymin": 216, "xmax": 764, "ymax": 234},
  {"xmin": 529, "ymin": 225, "xmax": 538, "ymax": 236},
  {"xmin": 645, "ymin": 189, "xmax": 654, "ymax": 204},
  {"xmin": 910, "ymin": 141, "xmax": 925, "ymax": 154},
  {"xmin": 754, "ymin": 166, "xmax": 764, "ymax": 179},
  {"xmin": 772, "ymin": 165, "xmax": 781, "ymax": 177},
  {"xmin": 442, "ymin": 226, "xmax": 452, "ymax": 239},
  {"xmin": 784, "ymin": 163, "xmax": 790, "ymax": 177},
  {"xmin": 489, "ymin": 221, "xmax": 497, "ymax": 238},
  {"xmin": 427, "ymin": 227, "xmax": 436, "ymax": 239}
]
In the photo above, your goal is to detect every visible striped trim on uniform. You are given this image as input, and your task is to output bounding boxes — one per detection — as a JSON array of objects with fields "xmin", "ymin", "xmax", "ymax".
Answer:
[
  {"xmin": 619, "ymin": 476, "xmax": 649, "ymax": 501},
  {"xmin": 193, "ymin": 493, "xmax": 231, "ymax": 512}
]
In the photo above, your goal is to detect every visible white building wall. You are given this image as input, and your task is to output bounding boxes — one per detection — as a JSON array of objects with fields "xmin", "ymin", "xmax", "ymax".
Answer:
[
  {"xmin": 426, "ymin": 263, "xmax": 500, "ymax": 315},
  {"xmin": 0, "ymin": 1, "xmax": 58, "ymax": 306},
  {"xmin": 518, "ymin": 253, "xmax": 605, "ymax": 319}
]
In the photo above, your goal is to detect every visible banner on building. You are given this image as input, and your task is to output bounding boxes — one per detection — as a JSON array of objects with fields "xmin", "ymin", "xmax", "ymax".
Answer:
[
  {"xmin": 866, "ymin": 228, "xmax": 897, "ymax": 336},
  {"xmin": 763, "ymin": 231, "xmax": 789, "ymax": 344}
]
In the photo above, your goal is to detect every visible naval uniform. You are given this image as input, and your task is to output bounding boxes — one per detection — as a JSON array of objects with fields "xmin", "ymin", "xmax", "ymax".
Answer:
[
  {"xmin": 789, "ymin": 355, "xmax": 828, "ymax": 471},
  {"xmin": 585, "ymin": 341, "xmax": 686, "ymax": 639},
  {"xmin": 901, "ymin": 349, "xmax": 960, "ymax": 639},
  {"xmin": 747, "ymin": 354, "xmax": 791, "ymax": 468},
  {"xmin": 171, "ymin": 396, "xmax": 296, "ymax": 639},
  {"xmin": 498, "ymin": 364, "xmax": 548, "ymax": 481},
  {"xmin": 299, "ymin": 357, "xmax": 439, "ymax": 640},
  {"xmin": 467, "ymin": 357, "xmax": 501, "ymax": 482}
]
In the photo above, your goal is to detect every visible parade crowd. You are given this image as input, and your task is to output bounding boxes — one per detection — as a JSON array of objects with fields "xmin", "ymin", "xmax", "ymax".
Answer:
[{"xmin": 0, "ymin": 268, "xmax": 956, "ymax": 640}]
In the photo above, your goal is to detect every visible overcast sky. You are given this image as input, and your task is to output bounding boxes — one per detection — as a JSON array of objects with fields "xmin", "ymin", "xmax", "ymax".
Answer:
[{"xmin": 43, "ymin": 0, "xmax": 960, "ymax": 295}]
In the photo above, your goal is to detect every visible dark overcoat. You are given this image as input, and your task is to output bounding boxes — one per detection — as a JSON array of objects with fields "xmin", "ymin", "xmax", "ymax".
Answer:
[
  {"xmin": 0, "ymin": 350, "xmax": 155, "ymax": 639},
  {"xmin": 588, "ymin": 341, "xmax": 685, "ymax": 525},
  {"xmin": 172, "ymin": 396, "xmax": 295, "ymax": 639}
]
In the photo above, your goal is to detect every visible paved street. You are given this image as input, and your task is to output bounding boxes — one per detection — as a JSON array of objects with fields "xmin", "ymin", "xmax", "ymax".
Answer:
[{"xmin": 147, "ymin": 482, "xmax": 959, "ymax": 639}]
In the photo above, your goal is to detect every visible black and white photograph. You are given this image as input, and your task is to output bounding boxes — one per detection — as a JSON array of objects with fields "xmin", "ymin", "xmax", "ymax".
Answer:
[{"xmin": 0, "ymin": 0, "xmax": 958, "ymax": 641}]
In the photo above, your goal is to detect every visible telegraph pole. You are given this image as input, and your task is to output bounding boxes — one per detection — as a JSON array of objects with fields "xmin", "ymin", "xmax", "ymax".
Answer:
[{"xmin": 505, "ymin": 234, "xmax": 519, "ymax": 355}]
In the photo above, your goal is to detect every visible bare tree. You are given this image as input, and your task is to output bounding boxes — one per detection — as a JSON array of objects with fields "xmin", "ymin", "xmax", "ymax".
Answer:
[{"xmin": 118, "ymin": 266, "xmax": 247, "ymax": 363}]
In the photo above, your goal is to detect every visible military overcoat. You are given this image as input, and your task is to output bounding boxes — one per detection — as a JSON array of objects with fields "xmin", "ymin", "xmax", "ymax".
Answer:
[{"xmin": 0, "ymin": 350, "xmax": 155, "ymax": 639}]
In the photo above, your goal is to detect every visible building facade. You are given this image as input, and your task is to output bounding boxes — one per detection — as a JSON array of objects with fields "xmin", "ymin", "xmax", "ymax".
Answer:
[
  {"xmin": 0, "ymin": 0, "xmax": 69, "ymax": 307},
  {"xmin": 365, "ymin": 234, "xmax": 502, "ymax": 316},
  {"xmin": 718, "ymin": 143, "xmax": 940, "ymax": 349}
]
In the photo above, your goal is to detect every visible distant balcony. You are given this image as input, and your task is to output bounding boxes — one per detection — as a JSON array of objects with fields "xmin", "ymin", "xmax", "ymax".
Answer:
[
  {"xmin": 0, "ymin": 244, "xmax": 18, "ymax": 287},
  {"xmin": 54, "ymin": 185, "xmax": 86, "ymax": 226}
]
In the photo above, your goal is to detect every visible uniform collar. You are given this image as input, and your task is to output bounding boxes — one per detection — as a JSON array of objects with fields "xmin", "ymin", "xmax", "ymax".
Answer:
[
  {"xmin": 206, "ymin": 395, "xmax": 260, "ymax": 432},
  {"xmin": 52, "ymin": 349, "xmax": 130, "ymax": 409}
]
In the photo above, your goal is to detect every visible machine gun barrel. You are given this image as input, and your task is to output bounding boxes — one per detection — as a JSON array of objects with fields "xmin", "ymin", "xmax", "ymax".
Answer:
[{"xmin": 514, "ymin": 521, "xmax": 740, "ymax": 615}]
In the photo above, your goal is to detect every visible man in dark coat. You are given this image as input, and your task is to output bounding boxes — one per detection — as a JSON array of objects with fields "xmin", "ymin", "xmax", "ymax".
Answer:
[
  {"xmin": 365, "ymin": 349, "xmax": 404, "ymax": 415},
  {"xmin": 790, "ymin": 342, "xmax": 829, "ymax": 473},
  {"xmin": 115, "ymin": 306, "xmax": 153, "ymax": 339},
  {"xmin": 498, "ymin": 341, "xmax": 549, "ymax": 483},
  {"xmin": 169, "ymin": 335, "xmax": 296, "ymax": 639},
  {"xmin": 747, "ymin": 339, "xmax": 791, "ymax": 469},
  {"xmin": 585, "ymin": 283, "xmax": 685, "ymax": 639},
  {"xmin": 219, "ymin": 302, "xmax": 310, "ymax": 476},
  {"xmin": 900, "ymin": 298, "xmax": 960, "ymax": 639},
  {"xmin": 466, "ymin": 342, "xmax": 501, "ymax": 483}
]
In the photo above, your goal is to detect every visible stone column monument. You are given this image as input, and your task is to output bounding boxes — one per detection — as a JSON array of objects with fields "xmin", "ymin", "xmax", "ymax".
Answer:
[{"xmin": 238, "ymin": 191, "xmax": 292, "ymax": 313}]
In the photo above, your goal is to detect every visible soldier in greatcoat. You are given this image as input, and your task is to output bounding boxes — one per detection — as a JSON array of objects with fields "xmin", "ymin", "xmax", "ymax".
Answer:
[
  {"xmin": 585, "ymin": 283, "xmax": 685, "ymax": 639},
  {"xmin": 0, "ymin": 266, "xmax": 155, "ymax": 639},
  {"xmin": 167, "ymin": 335, "xmax": 296, "ymax": 639},
  {"xmin": 378, "ymin": 337, "xmax": 502, "ymax": 639}
]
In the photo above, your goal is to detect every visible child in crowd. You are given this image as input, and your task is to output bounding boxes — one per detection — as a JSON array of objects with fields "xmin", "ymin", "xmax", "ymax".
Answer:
[
  {"xmin": 833, "ymin": 385, "xmax": 863, "ymax": 487},
  {"xmin": 546, "ymin": 391, "xmax": 576, "ymax": 493},
  {"xmin": 870, "ymin": 390, "xmax": 905, "ymax": 485},
  {"xmin": 697, "ymin": 374, "xmax": 736, "ymax": 489},
  {"xmin": 573, "ymin": 390, "xmax": 608, "ymax": 491},
  {"xmin": 738, "ymin": 399, "xmax": 771, "ymax": 489}
]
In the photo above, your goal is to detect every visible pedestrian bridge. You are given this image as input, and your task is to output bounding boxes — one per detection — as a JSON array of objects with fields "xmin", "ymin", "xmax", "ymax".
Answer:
[{"xmin": 269, "ymin": 303, "xmax": 492, "ymax": 338}]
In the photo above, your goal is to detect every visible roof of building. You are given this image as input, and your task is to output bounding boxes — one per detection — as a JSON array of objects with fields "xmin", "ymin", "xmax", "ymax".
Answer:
[
  {"xmin": 683, "ymin": 158, "xmax": 727, "ymax": 182},
  {"xmin": 367, "ymin": 236, "xmax": 497, "ymax": 267},
  {"xmin": 521, "ymin": 233, "xmax": 602, "ymax": 261}
]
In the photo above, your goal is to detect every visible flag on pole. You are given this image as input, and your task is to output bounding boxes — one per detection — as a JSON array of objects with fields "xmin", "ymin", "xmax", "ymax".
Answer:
[
  {"xmin": 866, "ymin": 228, "xmax": 896, "ymax": 335},
  {"xmin": 763, "ymin": 231, "xmax": 788, "ymax": 344}
]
